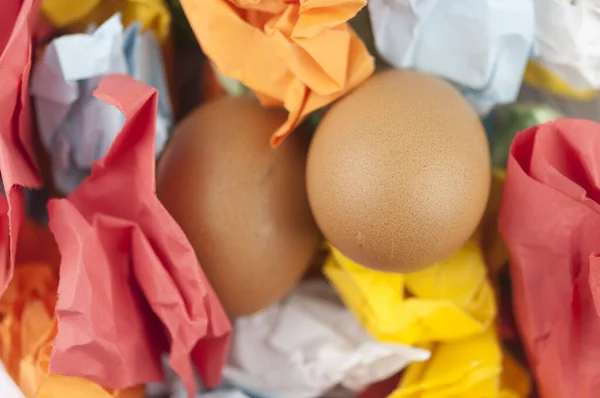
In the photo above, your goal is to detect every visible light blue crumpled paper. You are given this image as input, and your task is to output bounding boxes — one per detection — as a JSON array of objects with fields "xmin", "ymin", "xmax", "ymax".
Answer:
[
  {"xmin": 368, "ymin": 0, "xmax": 535, "ymax": 115},
  {"xmin": 30, "ymin": 13, "xmax": 173, "ymax": 194}
]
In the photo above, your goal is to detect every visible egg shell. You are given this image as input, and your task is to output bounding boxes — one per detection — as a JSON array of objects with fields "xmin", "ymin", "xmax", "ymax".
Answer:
[
  {"xmin": 306, "ymin": 69, "xmax": 491, "ymax": 273},
  {"xmin": 156, "ymin": 97, "xmax": 320, "ymax": 317}
]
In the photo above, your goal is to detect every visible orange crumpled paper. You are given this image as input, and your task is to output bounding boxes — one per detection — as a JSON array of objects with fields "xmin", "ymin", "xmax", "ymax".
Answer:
[
  {"xmin": 0, "ymin": 262, "xmax": 144, "ymax": 398},
  {"xmin": 45, "ymin": 75, "xmax": 231, "ymax": 396},
  {"xmin": 180, "ymin": 0, "xmax": 375, "ymax": 147},
  {"xmin": 0, "ymin": 0, "xmax": 43, "ymax": 296},
  {"xmin": 499, "ymin": 119, "xmax": 600, "ymax": 398}
]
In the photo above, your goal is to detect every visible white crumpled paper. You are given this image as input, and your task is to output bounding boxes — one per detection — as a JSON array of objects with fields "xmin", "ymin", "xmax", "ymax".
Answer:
[
  {"xmin": 529, "ymin": 0, "xmax": 600, "ymax": 92},
  {"xmin": 368, "ymin": 0, "xmax": 535, "ymax": 115},
  {"xmin": 0, "ymin": 361, "xmax": 25, "ymax": 398},
  {"xmin": 30, "ymin": 13, "xmax": 173, "ymax": 194},
  {"xmin": 223, "ymin": 281, "xmax": 430, "ymax": 398}
]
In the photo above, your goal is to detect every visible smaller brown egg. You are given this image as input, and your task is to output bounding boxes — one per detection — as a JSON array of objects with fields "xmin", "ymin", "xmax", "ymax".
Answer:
[
  {"xmin": 306, "ymin": 70, "xmax": 491, "ymax": 273},
  {"xmin": 156, "ymin": 97, "xmax": 320, "ymax": 317}
]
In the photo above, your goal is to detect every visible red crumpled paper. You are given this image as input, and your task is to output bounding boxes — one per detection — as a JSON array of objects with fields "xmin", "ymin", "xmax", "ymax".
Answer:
[
  {"xmin": 0, "ymin": 0, "xmax": 43, "ymax": 295},
  {"xmin": 499, "ymin": 119, "xmax": 600, "ymax": 398},
  {"xmin": 46, "ymin": 75, "xmax": 231, "ymax": 396}
]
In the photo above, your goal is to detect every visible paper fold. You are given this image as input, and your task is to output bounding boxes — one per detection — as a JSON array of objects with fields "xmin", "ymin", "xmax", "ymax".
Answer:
[
  {"xmin": 181, "ymin": 0, "xmax": 374, "ymax": 146},
  {"xmin": 224, "ymin": 281, "xmax": 430, "ymax": 398},
  {"xmin": 368, "ymin": 0, "xmax": 535, "ymax": 115},
  {"xmin": 499, "ymin": 119, "xmax": 600, "ymax": 398},
  {"xmin": 45, "ymin": 75, "xmax": 230, "ymax": 396}
]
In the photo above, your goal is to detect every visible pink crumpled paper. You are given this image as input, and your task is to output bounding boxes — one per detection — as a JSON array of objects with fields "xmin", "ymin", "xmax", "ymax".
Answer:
[
  {"xmin": 0, "ymin": 0, "xmax": 43, "ymax": 295},
  {"xmin": 499, "ymin": 119, "xmax": 600, "ymax": 398},
  {"xmin": 46, "ymin": 75, "xmax": 231, "ymax": 396}
]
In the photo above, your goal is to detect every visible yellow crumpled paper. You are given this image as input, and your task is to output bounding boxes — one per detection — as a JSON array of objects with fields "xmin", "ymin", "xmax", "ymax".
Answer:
[
  {"xmin": 390, "ymin": 329, "xmax": 530, "ymax": 398},
  {"xmin": 180, "ymin": 0, "xmax": 375, "ymax": 147},
  {"xmin": 523, "ymin": 61, "xmax": 597, "ymax": 101},
  {"xmin": 324, "ymin": 240, "xmax": 529, "ymax": 397},
  {"xmin": 42, "ymin": 0, "xmax": 171, "ymax": 42},
  {"xmin": 0, "ymin": 263, "xmax": 144, "ymax": 398},
  {"xmin": 324, "ymin": 241, "xmax": 496, "ymax": 345}
]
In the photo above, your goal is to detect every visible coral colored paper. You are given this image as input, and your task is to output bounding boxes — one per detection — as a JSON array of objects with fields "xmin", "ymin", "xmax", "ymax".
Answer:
[
  {"xmin": 0, "ymin": 0, "xmax": 43, "ymax": 296},
  {"xmin": 46, "ymin": 75, "xmax": 231, "ymax": 395},
  {"xmin": 180, "ymin": 0, "xmax": 374, "ymax": 147},
  {"xmin": 0, "ymin": 262, "xmax": 144, "ymax": 398},
  {"xmin": 499, "ymin": 119, "xmax": 600, "ymax": 398}
]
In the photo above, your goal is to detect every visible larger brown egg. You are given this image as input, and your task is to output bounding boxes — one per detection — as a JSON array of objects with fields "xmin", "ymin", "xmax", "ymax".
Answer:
[
  {"xmin": 306, "ymin": 70, "xmax": 491, "ymax": 273},
  {"xmin": 157, "ymin": 97, "xmax": 320, "ymax": 317}
]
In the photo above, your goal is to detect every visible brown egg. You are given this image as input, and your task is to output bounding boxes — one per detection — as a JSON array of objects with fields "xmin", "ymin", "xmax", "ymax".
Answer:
[
  {"xmin": 157, "ymin": 97, "xmax": 320, "ymax": 317},
  {"xmin": 306, "ymin": 70, "xmax": 491, "ymax": 273}
]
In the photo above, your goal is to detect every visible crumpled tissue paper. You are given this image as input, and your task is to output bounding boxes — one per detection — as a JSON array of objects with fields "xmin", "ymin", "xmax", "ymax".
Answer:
[
  {"xmin": 44, "ymin": 75, "xmax": 230, "ymax": 397},
  {"xmin": 499, "ymin": 118, "xmax": 600, "ymax": 398},
  {"xmin": 0, "ymin": 360, "xmax": 24, "ymax": 398},
  {"xmin": 368, "ymin": 0, "xmax": 535, "ymax": 115},
  {"xmin": 223, "ymin": 280, "xmax": 430, "ymax": 398},
  {"xmin": 180, "ymin": 0, "xmax": 375, "ymax": 146},
  {"xmin": 0, "ymin": 262, "xmax": 145, "ymax": 398},
  {"xmin": 523, "ymin": 0, "xmax": 600, "ymax": 99},
  {"xmin": 0, "ymin": 0, "xmax": 43, "ymax": 296},
  {"xmin": 30, "ymin": 13, "xmax": 173, "ymax": 194},
  {"xmin": 390, "ymin": 329, "xmax": 530, "ymax": 398},
  {"xmin": 324, "ymin": 241, "xmax": 496, "ymax": 345}
]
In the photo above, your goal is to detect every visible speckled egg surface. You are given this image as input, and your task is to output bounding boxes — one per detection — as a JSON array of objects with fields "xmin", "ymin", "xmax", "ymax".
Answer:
[{"xmin": 306, "ymin": 70, "xmax": 491, "ymax": 273}]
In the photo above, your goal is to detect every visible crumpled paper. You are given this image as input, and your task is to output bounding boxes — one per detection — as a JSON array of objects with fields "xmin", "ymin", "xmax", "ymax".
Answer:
[
  {"xmin": 30, "ymin": 13, "xmax": 173, "ymax": 194},
  {"xmin": 324, "ymin": 241, "xmax": 496, "ymax": 345},
  {"xmin": 367, "ymin": 0, "xmax": 535, "ymax": 115},
  {"xmin": 180, "ymin": 0, "xmax": 375, "ymax": 147},
  {"xmin": 499, "ymin": 119, "xmax": 600, "ymax": 398},
  {"xmin": 223, "ymin": 280, "xmax": 430, "ymax": 398},
  {"xmin": 41, "ymin": 0, "xmax": 171, "ymax": 43},
  {"xmin": 0, "ymin": 360, "xmax": 24, "ymax": 398},
  {"xmin": 45, "ymin": 75, "xmax": 230, "ymax": 396},
  {"xmin": 325, "ymin": 241, "xmax": 530, "ymax": 398},
  {"xmin": 0, "ymin": 262, "xmax": 144, "ymax": 398},
  {"xmin": 0, "ymin": 0, "xmax": 43, "ymax": 296},
  {"xmin": 390, "ymin": 330, "xmax": 530, "ymax": 398},
  {"xmin": 523, "ymin": 0, "xmax": 600, "ymax": 99}
]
